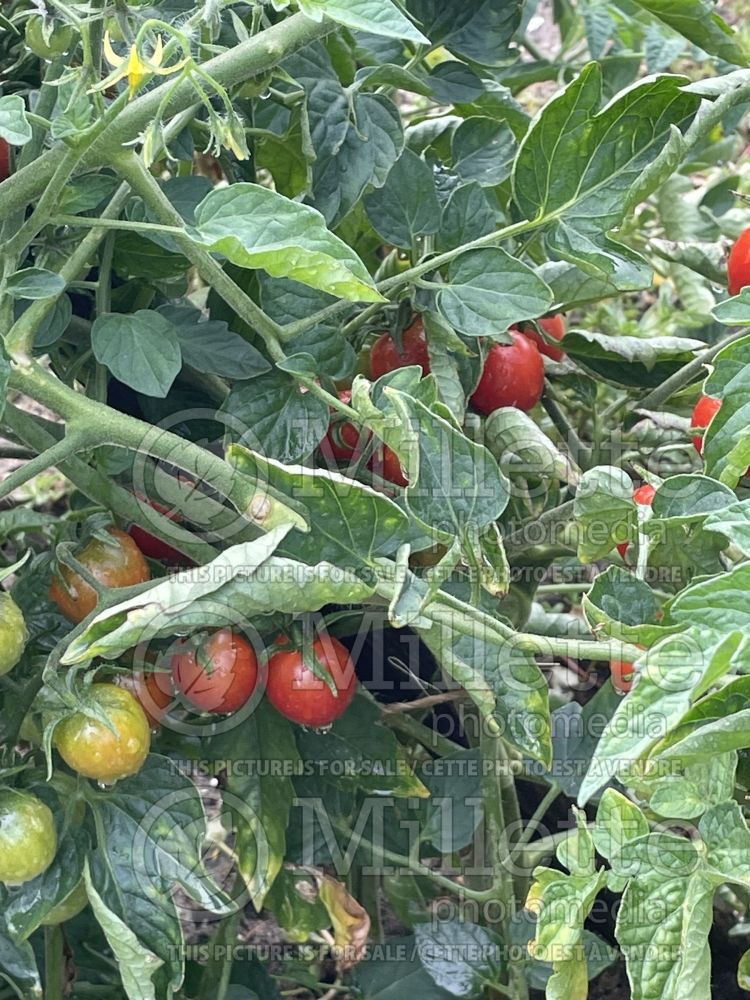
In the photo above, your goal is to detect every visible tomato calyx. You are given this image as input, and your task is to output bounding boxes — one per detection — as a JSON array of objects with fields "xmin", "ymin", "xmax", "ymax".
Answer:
[
  {"xmin": 266, "ymin": 632, "xmax": 357, "ymax": 727},
  {"xmin": 616, "ymin": 483, "xmax": 657, "ymax": 561},
  {"xmin": 171, "ymin": 628, "xmax": 260, "ymax": 715},
  {"xmin": 370, "ymin": 316, "xmax": 430, "ymax": 381}
]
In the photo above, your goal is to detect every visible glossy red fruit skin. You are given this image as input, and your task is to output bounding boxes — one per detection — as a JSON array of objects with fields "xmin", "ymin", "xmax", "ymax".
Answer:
[
  {"xmin": 370, "ymin": 318, "xmax": 430, "ymax": 380},
  {"xmin": 0, "ymin": 140, "xmax": 10, "ymax": 182},
  {"xmin": 320, "ymin": 391, "xmax": 370, "ymax": 463},
  {"xmin": 610, "ymin": 660, "xmax": 635, "ymax": 694},
  {"xmin": 520, "ymin": 315, "xmax": 566, "ymax": 361},
  {"xmin": 691, "ymin": 395, "xmax": 722, "ymax": 454},
  {"xmin": 171, "ymin": 629, "xmax": 259, "ymax": 714},
  {"xmin": 728, "ymin": 228, "xmax": 750, "ymax": 297},
  {"xmin": 49, "ymin": 528, "xmax": 151, "ymax": 623},
  {"xmin": 367, "ymin": 444, "xmax": 408, "ymax": 487},
  {"xmin": 266, "ymin": 634, "xmax": 357, "ymax": 727},
  {"xmin": 471, "ymin": 332, "xmax": 545, "ymax": 414},
  {"xmin": 616, "ymin": 484, "xmax": 657, "ymax": 560}
]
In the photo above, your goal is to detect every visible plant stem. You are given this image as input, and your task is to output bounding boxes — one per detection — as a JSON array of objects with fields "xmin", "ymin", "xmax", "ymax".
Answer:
[
  {"xmin": 502, "ymin": 501, "xmax": 576, "ymax": 558},
  {"xmin": 44, "ymin": 924, "xmax": 65, "ymax": 1000},
  {"xmin": 0, "ymin": 428, "xmax": 96, "ymax": 503},
  {"xmin": 0, "ymin": 14, "xmax": 333, "ymax": 221},
  {"xmin": 196, "ymin": 904, "xmax": 241, "ymax": 1000},
  {"xmin": 639, "ymin": 326, "xmax": 750, "ymax": 409},
  {"xmin": 511, "ymin": 783, "xmax": 561, "ymax": 859},
  {"xmin": 481, "ymin": 727, "xmax": 528, "ymax": 1000},
  {"xmin": 2, "ymin": 403, "xmax": 219, "ymax": 565},
  {"xmin": 5, "ymin": 183, "xmax": 133, "ymax": 359},
  {"xmin": 542, "ymin": 387, "xmax": 592, "ymax": 471}
]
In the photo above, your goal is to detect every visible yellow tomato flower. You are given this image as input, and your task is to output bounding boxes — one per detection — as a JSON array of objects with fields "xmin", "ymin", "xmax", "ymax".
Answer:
[{"xmin": 99, "ymin": 32, "xmax": 187, "ymax": 98}]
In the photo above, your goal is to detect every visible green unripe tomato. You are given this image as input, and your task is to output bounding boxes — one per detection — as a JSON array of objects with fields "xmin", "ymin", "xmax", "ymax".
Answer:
[
  {"xmin": 25, "ymin": 16, "xmax": 75, "ymax": 59},
  {"xmin": 0, "ymin": 789, "xmax": 57, "ymax": 885},
  {"xmin": 0, "ymin": 592, "xmax": 28, "ymax": 676},
  {"xmin": 41, "ymin": 880, "xmax": 88, "ymax": 925}
]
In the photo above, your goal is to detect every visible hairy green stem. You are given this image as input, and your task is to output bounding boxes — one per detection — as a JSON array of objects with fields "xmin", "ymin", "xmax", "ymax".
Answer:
[
  {"xmin": 5, "ymin": 183, "xmax": 133, "ymax": 359},
  {"xmin": 0, "ymin": 428, "xmax": 97, "ymax": 503},
  {"xmin": 639, "ymin": 326, "xmax": 750, "ymax": 410},
  {"xmin": 2, "ymin": 403, "xmax": 219, "ymax": 565},
  {"xmin": 0, "ymin": 13, "xmax": 332, "ymax": 220}
]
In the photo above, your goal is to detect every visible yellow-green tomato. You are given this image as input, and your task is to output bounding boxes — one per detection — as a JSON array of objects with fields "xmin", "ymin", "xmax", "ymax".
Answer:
[
  {"xmin": 25, "ymin": 16, "xmax": 75, "ymax": 59},
  {"xmin": 41, "ymin": 880, "xmax": 88, "ymax": 924},
  {"xmin": 54, "ymin": 683, "xmax": 151, "ymax": 783},
  {"xmin": 0, "ymin": 592, "xmax": 28, "ymax": 676},
  {"xmin": 0, "ymin": 789, "xmax": 57, "ymax": 885}
]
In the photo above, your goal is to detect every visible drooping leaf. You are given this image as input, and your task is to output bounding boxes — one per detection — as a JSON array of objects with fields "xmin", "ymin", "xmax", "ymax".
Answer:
[
  {"xmin": 191, "ymin": 183, "xmax": 383, "ymax": 302},
  {"xmin": 91, "ymin": 310, "xmax": 182, "ymax": 398}
]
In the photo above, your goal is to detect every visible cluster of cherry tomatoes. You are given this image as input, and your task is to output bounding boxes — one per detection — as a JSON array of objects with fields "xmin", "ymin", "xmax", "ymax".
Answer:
[
  {"xmin": 46, "ymin": 526, "xmax": 357, "ymax": 793},
  {"xmin": 320, "ymin": 313, "xmax": 567, "ymax": 485}
]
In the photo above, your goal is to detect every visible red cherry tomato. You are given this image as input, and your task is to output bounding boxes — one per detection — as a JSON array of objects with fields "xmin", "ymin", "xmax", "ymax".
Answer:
[
  {"xmin": 114, "ymin": 668, "xmax": 174, "ymax": 729},
  {"xmin": 0, "ymin": 140, "xmax": 10, "ymax": 182},
  {"xmin": 610, "ymin": 660, "xmax": 635, "ymax": 694},
  {"xmin": 691, "ymin": 395, "xmax": 722, "ymax": 455},
  {"xmin": 728, "ymin": 228, "xmax": 750, "ymax": 297},
  {"xmin": 519, "ymin": 315, "xmax": 566, "ymax": 361},
  {"xmin": 370, "ymin": 317, "xmax": 430, "ymax": 380},
  {"xmin": 266, "ymin": 634, "xmax": 357, "ymax": 727},
  {"xmin": 171, "ymin": 629, "xmax": 259, "ymax": 714},
  {"xmin": 320, "ymin": 390, "xmax": 371, "ymax": 463},
  {"xmin": 616, "ymin": 484, "xmax": 656, "ymax": 560},
  {"xmin": 49, "ymin": 528, "xmax": 151, "ymax": 623},
  {"xmin": 470, "ymin": 332, "xmax": 545, "ymax": 414},
  {"xmin": 128, "ymin": 497, "xmax": 193, "ymax": 567},
  {"xmin": 367, "ymin": 444, "xmax": 408, "ymax": 487}
]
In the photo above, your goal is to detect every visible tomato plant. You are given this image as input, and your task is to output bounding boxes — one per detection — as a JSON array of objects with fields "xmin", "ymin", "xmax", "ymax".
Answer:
[
  {"xmin": 49, "ymin": 526, "xmax": 151, "ymax": 622},
  {"xmin": 2, "ymin": 3, "xmax": 750, "ymax": 999},
  {"xmin": 266, "ymin": 634, "xmax": 357, "ymax": 727},
  {"xmin": 171, "ymin": 628, "xmax": 259, "ymax": 714}
]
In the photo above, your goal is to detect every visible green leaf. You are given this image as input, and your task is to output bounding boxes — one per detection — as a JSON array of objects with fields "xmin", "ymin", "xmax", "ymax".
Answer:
[
  {"xmin": 84, "ymin": 865, "xmax": 162, "ymax": 1000},
  {"xmin": 702, "ymin": 334, "xmax": 750, "ymax": 486},
  {"xmin": 6, "ymin": 267, "xmax": 66, "ymax": 301},
  {"xmin": 62, "ymin": 530, "xmax": 375, "ymax": 664},
  {"xmin": 0, "ymin": 95, "xmax": 32, "ymax": 145},
  {"xmin": 227, "ymin": 446, "xmax": 409, "ymax": 569},
  {"xmin": 91, "ymin": 310, "xmax": 182, "ymax": 398},
  {"xmin": 437, "ymin": 248, "xmax": 553, "ymax": 337},
  {"xmin": 191, "ymin": 183, "xmax": 384, "ymax": 302},
  {"xmin": 668, "ymin": 563, "xmax": 750, "ymax": 633},
  {"xmin": 418, "ymin": 602, "xmax": 552, "ymax": 764},
  {"xmin": 562, "ymin": 328, "xmax": 704, "ymax": 388},
  {"xmin": 484, "ymin": 408, "xmax": 578, "ymax": 487},
  {"xmin": 613, "ymin": 834, "xmax": 714, "ymax": 1000},
  {"xmin": 703, "ymin": 499, "xmax": 750, "ymax": 557},
  {"xmin": 312, "ymin": 92, "xmax": 404, "ymax": 227},
  {"xmin": 407, "ymin": 0, "xmax": 522, "ymax": 67},
  {"xmin": 387, "ymin": 388, "xmax": 511, "ymax": 535},
  {"xmin": 0, "ymin": 894, "xmax": 41, "ymax": 998},
  {"xmin": 298, "ymin": 0, "xmax": 427, "ymax": 43},
  {"xmin": 573, "ymin": 466, "xmax": 634, "ymax": 562},
  {"xmin": 582, "ymin": 566, "xmax": 673, "ymax": 647},
  {"xmin": 364, "ymin": 149, "xmax": 441, "ymax": 249},
  {"xmin": 156, "ymin": 303, "xmax": 270, "ymax": 380},
  {"xmin": 653, "ymin": 675, "xmax": 750, "ymax": 764},
  {"xmin": 420, "ymin": 749, "xmax": 483, "ymax": 852},
  {"xmin": 513, "ymin": 65, "xmax": 699, "ymax": 270},
  {"xmin": 451, "ymin": 117, "xmax": 516, "ymax": 186},
  {"xmin": 354, "ymin": 934, "xmax": 456, "ymax": 999},
  {"xmin": 631, "ymin": 0, "xmax": 748, "ymax": 66},
  {"xmin": 593, "ymin": 789, "xmax": 649, "ymax": 863},
  {"xmin": 210, "ymin": 701, "xmax": 298, "ymax": 908},
  {"xmin": 428, "ymin": 62, "xmax": 485, "ymax": 104},
  {"xmin": 86, "ymin": 755, "xmax": 230, "ymax": 996},
  {"xmin": 414, "ymin": 920, "xmax": 504, "ymax": 996},
  {"xmin": 219, "ymin": 369, "xmax": 330, "ymax": 463},
  {"xmin": 295, "ymin": 696, "xmax": 430, "ymax": 798},
  {"xmin": 438, "ymin": 182, "xmax": 498, "ymax": 252},
  {"xmin": 578, "ymin": 628, "xmax": 738, "ymax": 804}
]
